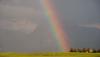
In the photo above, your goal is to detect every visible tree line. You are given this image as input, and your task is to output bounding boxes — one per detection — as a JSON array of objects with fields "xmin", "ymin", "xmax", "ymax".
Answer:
[{"xmin": 69, "ymin": 48, "xmax": 100, "ymax": 53}]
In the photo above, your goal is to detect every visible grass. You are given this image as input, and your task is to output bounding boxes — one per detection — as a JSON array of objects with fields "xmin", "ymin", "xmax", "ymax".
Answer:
[{"xmin": 0, "ymin": 52, "xmax": 99, "ymax": 57}]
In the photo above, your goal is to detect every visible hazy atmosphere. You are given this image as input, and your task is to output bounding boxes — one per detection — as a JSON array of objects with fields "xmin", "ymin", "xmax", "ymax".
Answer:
[{"xmin": 0, "ymin": 0, "xmax": 100, "ymax": 52}]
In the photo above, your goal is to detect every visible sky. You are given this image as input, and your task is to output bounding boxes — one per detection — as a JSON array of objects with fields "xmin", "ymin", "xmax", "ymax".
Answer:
[
  {"xmin": 0, "ymin": 0, "xmax": 100, "ymax": 52},
  {"xmin": 52, "ymin": 0, "xmax": 100, "ymax": 49}
]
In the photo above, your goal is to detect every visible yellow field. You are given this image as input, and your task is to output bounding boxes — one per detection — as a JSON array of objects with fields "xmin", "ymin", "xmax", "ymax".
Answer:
[{"xmin": 0, "ymin": 52, "xmax": 100, "ymax": 57}]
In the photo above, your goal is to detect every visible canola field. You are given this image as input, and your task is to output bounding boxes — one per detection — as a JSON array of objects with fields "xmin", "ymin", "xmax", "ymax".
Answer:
[{"xmin": 0, "ymin": 52, "xmax": 100, "ymax": 57}]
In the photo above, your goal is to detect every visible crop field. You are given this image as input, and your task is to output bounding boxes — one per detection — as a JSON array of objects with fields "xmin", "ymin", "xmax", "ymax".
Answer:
[{"xmin": 0, "ymin": 52, "xmax": 100, "ymax": 57}]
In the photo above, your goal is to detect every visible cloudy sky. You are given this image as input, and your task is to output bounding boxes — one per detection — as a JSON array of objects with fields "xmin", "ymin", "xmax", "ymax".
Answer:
[{"xmin": 0, "ymin": 0, "xmax": 100, "ymax": 52}]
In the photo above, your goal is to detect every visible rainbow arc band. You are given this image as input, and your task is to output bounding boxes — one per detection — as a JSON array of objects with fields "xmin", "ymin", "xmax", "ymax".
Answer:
[{"xmin": 41, "ymin": 0, "xmax": 70, "ymax": 51}]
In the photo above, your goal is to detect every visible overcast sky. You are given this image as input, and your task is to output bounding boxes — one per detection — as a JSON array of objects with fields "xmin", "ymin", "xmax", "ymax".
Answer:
[
  {"xmin": 0, "ymin": 0, "xmax": 100, "ymax": 52},
  {"xmin": 52, "ymin": 0, "xmax": 100, "ymax": 49}
]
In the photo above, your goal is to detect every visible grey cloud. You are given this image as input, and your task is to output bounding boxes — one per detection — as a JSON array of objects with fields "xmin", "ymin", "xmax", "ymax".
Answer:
[
  {"xmin": 0, "ymin": 0, "xmax": 60, "ymax": 52},
  {"xmin": 79, "ymin": 23, "xmax": 100, "ymax": 29},
  {"xmin": 0, "ymin": 0, "xmax": 45, "ymax": 34},
  {"xmin": 0, "ymin": 5, "xmax": 41, "ymax": 34},
  {"xmin": 0, "ymin": 19, "xmax": 38, "ymax": 34},
  {"xmin": 0, "ymin": 4, "xmax": 43, "ymax": 19}
]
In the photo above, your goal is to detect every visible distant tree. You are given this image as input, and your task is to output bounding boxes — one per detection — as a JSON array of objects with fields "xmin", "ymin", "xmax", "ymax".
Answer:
[
  {"xmin": 77, "ymin": 48, "xmax": 82, "ymax": 52},
  {"xmin": 82, "ymin": 48, "xmax": 86, "ymax": 52},
  {"xmin": 92, "ymin": 49, "xmax": 97, "ymax": 53},
  {"xmin": 97, "ymin": 49, "xmax": 100, "ymax": 53},
  {"xmin": 73, "ymin": 48, "xmax": 77, "ymax": 52},
  {"xmin": 82, "ymin": 48, "xmax": 89, "ymax": 53},
  {"xmin": 70, "ymin": 48, "xmax": 74, "ymax": 52},
  {"xmin": 70, "ymin": 48, "xmax": 77, "ymax": 52},
  {"xmin": 75, "ymin": 48, "xmax": 81, "ymax": 52}
]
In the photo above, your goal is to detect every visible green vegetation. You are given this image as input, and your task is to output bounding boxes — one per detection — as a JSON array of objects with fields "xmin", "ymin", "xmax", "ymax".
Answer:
[{"xmin": 0, "ymin": 52, "xmax": 100, "ymax": 57}]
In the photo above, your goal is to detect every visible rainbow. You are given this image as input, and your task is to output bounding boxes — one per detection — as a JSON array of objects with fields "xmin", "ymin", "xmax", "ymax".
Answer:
[{"xmin": 40, "ymin": 0, "xmax": 70, "ymax": 52}]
